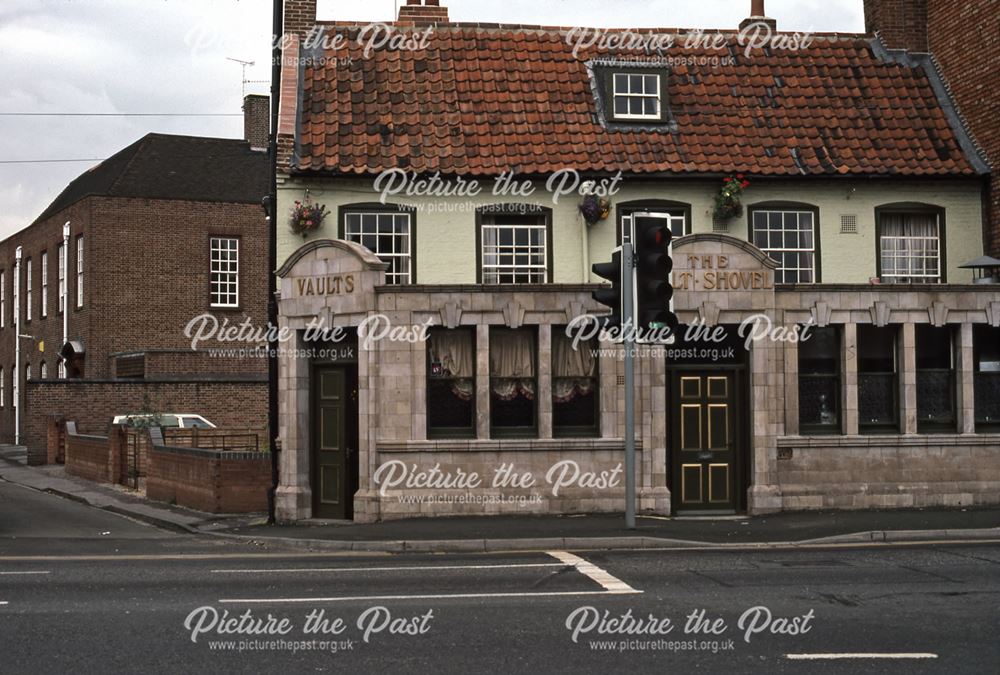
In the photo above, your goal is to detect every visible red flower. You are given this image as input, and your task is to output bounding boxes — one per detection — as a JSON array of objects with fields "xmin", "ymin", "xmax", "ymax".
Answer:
[
  {"xmin": 741, "ymin": 180, "xmax": 750, "ymax": 188},
  {"xmin": 736, "ymin": 173, "xmax": 744, "ymax": 180},
  {"xmin": 724, "ymin": 177, "xmax": 732, "ymax": 183}
]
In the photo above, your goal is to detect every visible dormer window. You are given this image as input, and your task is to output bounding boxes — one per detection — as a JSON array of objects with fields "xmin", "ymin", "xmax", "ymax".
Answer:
[
  {"xmin": 613, "ymin": 73, "xmax": 661, "ymax": 120},
  {"xmin": 594, "ymin": 64, "xmax": 671, "ymax": 126}
]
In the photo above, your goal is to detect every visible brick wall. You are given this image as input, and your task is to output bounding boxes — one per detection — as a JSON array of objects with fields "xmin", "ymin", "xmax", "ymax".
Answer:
[
  {"xmin": 864, "ymin": 0, "xmax": 928, "ymax": 52},
  {"xmin": 146, "ymin": 445, "xmax": 270, "ymax": 513},
  {"xmin": 866, "ymin": 0, "xmax": 1000, "ymax": 255},
  {"xmin": 64, "ymin": 422, "xmax": 117, "ymax": 484},
  {"xmin": 23, "ymin": 379, "xmax": 266, "ymax": 464},
  {"xmin": 926, "ymin": 0, "xmax": 1000, "ymax": 256}
]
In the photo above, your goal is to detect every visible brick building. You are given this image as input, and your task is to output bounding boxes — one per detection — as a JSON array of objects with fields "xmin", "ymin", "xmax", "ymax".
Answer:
[
  {"xmin": 272, "ymin": 0, "xmax": 999, "ymax": 522},
  {"xmin": 1, "ymin": 95, "xmax": 271, "ymax": 463},
  {"xmin": 864, "ymin": 0, "xmax": 1000, "ymax": 255}
]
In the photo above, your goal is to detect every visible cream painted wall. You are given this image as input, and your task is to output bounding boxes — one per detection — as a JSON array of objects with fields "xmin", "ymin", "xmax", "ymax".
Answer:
[{"xmin": 277, "ymin": 176, "xmax": 985, "ymax": 285}]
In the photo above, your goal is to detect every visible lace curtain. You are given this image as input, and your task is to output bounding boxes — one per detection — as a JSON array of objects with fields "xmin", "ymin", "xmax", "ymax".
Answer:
[
  {"xmin": 429, "ymin": 330, "xmax": 474, "ymax": 401},
  {"xmin": 881, "ymin": 213, "xmax": 939, "ymax": 280},
  {"xmin": 490, "ymin": 329, "xmax": 535, "ymax": 400},
  {"xmin": 553, "ymin": 333, "xmax": 597, "ymax": 403}
]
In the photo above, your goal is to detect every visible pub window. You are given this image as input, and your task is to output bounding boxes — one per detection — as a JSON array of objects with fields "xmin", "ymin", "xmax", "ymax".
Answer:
[
  {"xmin": 877, "ymin": 209, "xmax": 943, "ymax": 283},
  {"xmin": 974, "ymin": 325, "xmax": 1000, "ymax": 432},
  {"xmin": 915, "ymin": 325, "xmax": 955, "ymax": 432},
  {"xmin": 479, "ymin": 208, "xmax": 550, "ymax": 284},
  {"xmin": 209, "ymin": 237, "xmax": 239, "ymax": 308},
  {"xmin": 25, "ymin": 362, "xmax": 30, "ymax": 382},
  {"xmin": 25, "ymin": 258, "xmax": 32, "ymax": 322},
  {"xmin": 618, "ymin": 201, "xmax": 689, "ymax": 244},
  {"xmin": 798, "ymin": 325, "xmax": 841, "ymax": 434},
  {"xmin": 552, "ymin": 329, "xmax": 599, "ymax": 437},
  {"xmin": 41, "ymin": 251, "xmax": 48, "ymax": 318},
  {"xmin": 40, "ymin": 361, "xmax": 47, "ymax": 380},
  {"xmin": 612, "ymin": 72, "xmax": 662, "ymax": 120},
  {"xmin": 489, "ymin": 327, "xmax": 537, "ymax": 437},
  {"xmin": 1, "ymin": 271, "xmax": 5, "ymax": 328},
  {"xmin": 1, "ymin": 367, "xmax": 4, "ymax": 407},
  {"xmin": 342, "ymin": 209, "xmax": 413, "ymax": 284},
  {"xmin": 858, "ymin": 325, "xmax": 899, "ymax": 433},
  {"xmin": 427, "ymin": 328, "xmax": 475, "ymax": 439},
  {"xmin": 750, "ymin": 205, "xmax": 818, "ymax": 283},
  {"xmin": 76, "ymin": 235, "xmax": 84, "ymax": 308}
]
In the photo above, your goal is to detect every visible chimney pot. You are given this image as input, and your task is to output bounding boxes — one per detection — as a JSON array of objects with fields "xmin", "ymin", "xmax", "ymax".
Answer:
[
  {"xmin": 751, "ymin": 0, "xmax": 765, "ymax": 16},
  {"xmin": 741, "ymin": 0, "xmax": 776, "ymax": 31}
]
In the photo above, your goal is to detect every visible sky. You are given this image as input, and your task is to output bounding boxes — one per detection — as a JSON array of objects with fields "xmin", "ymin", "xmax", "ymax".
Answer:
[{"xmin": 0, "ymin": 0, "xmax": 865, "ymax": 239}]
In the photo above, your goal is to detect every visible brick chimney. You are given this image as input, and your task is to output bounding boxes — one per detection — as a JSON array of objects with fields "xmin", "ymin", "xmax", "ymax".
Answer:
[
  {"xmin": 283, "ymin": 0, "xmax": 317, "ymax": 38},
  {"xmin": 243, "ymin": 94, "xmax": 269, "ymax": 151},
  {"xmin": 863, "ymin": 0, "xmax": 928, "ymax": 52},
  {"xmin": 397, "ymin": 0, "xmax": 450, "ymax": 26},
  {"xmin": 740, "ymin": 0, "xmax": 777, "ymax": 31}
]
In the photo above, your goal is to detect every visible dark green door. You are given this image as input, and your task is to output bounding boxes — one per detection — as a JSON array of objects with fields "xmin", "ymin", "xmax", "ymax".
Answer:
[
  {"xmin": 670, "ymin": 371, "xmax": 739, "ymax": 513},
  {"xmin": 312, "ymin": 366, "xmax": 358, "ymax": 519}
]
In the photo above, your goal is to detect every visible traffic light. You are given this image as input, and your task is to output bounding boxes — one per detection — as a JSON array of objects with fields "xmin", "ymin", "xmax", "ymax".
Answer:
[
  {"xmin": 633, "ymin": 214, "xmax": 679, "ymax": 338},
  {"xmin": 591, "ymin": 250, "xmax": 623, "ymax": 330}
]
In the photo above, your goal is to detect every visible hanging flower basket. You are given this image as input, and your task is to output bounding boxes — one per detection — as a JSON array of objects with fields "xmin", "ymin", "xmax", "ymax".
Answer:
[
  {"xmin": 713, "ymin": 174, "xmax": 750, "ymax": 221},
  {"xmin": 579, "ymin": 195, "xmax": 612, "ymax": 226},
  {"xmin": 289, "ymin": 195, "xmax": 330, "ymax": 236}
]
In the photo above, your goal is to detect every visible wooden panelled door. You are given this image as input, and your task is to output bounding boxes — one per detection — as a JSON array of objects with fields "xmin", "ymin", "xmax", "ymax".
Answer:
[
  {"xmin": 312, "ymin": 366, "xmax": 359, "ymax": 519},
  {"xmin": 670, "ymin": 371, "xmax": 739, "ymax": 513}
]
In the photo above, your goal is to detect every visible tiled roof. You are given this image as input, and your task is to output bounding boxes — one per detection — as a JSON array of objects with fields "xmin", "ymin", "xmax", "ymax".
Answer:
[
  {"xmin": 34, "ymin": 134, "xmax": 269, "ymax": 224},
  {"xmin": 293, "ymin": 25, "xmax": 986, "ymax": 177}
]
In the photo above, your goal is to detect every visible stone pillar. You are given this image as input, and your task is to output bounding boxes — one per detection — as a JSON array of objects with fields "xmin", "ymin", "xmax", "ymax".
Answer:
[
  {"xmin": 957, "ymin": 322, "xmax": 976, "ymax": 434},
  {"xmin": 411, "ymin": 338, "xmax": 427, "ymax": 440},
  {"xmin": 783, "ymin": 339, "xmax": 799, "ymax": 436},
  {"xmin": 901, "ymin": 323, "xmax": 918, "ymax": 434},
  {"xmin": 748, "ymin": 340, "xmax": 782, "ymax": 513},
  {"xmin": 538, "ymin": 324, "xmax": 553, "ymax": 439},
  {"xmin": 843, "ymin": 323, "xmax": 859, "ymax": 435},
  {"xmin": 275, "ymin": 327, "xmax": 312, "ymax": 521},
  {"xmin": 476, "ymin": 324, "xmax": 490, "ymax": 439}
]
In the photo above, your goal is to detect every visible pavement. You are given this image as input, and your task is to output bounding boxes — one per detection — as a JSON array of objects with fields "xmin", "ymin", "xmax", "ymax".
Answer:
[{"xmin": 2, "ymin": 444, "xmax": 999, "ymax": 553}]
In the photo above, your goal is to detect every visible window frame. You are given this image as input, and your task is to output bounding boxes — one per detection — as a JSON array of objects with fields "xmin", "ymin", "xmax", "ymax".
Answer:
[
  {"xmin": 209, "ymin": 236, "xmax": 240, "ymax": 309},
  {"xmin": 915, "ymin": 324, "xmax": 956, "ymax": 433},
  {"xmin": 489, "ymin": 326, "xmax": 539, "ymax": 439},
  {"xmin": 747, "ymin": 201, "xmax": 822, "ymax": 284},
  {"xmin": 597, "ymin": 65, "xmax": 671, "ymax": 125},
  {"xmin": 426, "ymin": 327, "xmax": 477, "ymax": 440},
  {"xmin": 875, "ymin": 203, "xmax": 947, "ymax": 284},
  {"xmin": 57, "ymin": 242, "xmax": 66, "ymax": 314},
  {"xmin": 25, "ymin": 257, "xmax": 32, "ymax": 323},
  {"xmin": 552, "ymin": 327, "xmax": 600, "ymax": 438},
  {"xmin": 40, "ymin": 251, "xmax": 48, "ymax": 318},
  {"xmin": 797, "ymin": 325, "xmax": 842, "ymax": 435},
  {"xmin": 75, "ymin": 235, "xmax": 84, "ymax": 309},
  {"xmin": 858, "ymin": 324, "xmax": 900, "ymax": 434},
  {"xmin": 1, "ymin": 270, "xmax": 5, "ymax": 329},
  {"xmin": 475, "ymin": 205, "xmax": 553, "ymax": 285},
  {"xmin": 617, "ymin": 200, "xmax": 691, "ymax": 246},
  {"xmin": 338, "ymin": 202, "xmax": 416, "ymax": 285},
  {"xmin": 973, "ymin": 325, "xmax": 1000, "ymax": 433},
  {"xmin": 1, "ymin": 367, "xmax": 4, "ymax": 408}
]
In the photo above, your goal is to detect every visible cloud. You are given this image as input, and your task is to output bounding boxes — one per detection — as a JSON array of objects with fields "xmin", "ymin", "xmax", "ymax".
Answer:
[{"xmin": 1, "ymin": 0, "xmax": 864, "ymax": 238}]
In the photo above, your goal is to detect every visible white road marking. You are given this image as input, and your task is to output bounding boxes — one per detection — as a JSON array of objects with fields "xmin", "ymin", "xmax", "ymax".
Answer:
[
  {"xmin": 211, "ymin": 563, "xmax": 565, "ymax": 574},
  {"xmin": 218, "ymin": 552, "xmax": 642, "ymax": 604},
  {"xmin": 547, "ymin": 550, "xmax": 639, "ymax": 593},
  {"xmin": 0, "ymin": 601, "xmax": 7, "ymax": 606},
  {"xmin": 786, "ymin": 653, "xmax": 938, "ymax": 660},
  {"xmin": 0, "ymin": 571, "xmax": 50, "ymax": 576},
  {"xmin": 220, "ymin": 590, "xmax": 639, "ymax": 604}
]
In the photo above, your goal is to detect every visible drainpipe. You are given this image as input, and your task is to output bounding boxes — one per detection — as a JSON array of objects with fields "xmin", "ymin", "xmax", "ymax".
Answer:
[
  {"xmin": 266, "ymin": 0, "xmax": 283, "ymax": 524},
  {"xmin": 13, "ymin": 247, "xmax": 21, "ymax": 445},
  {"xmin": 62, "ymin": 222, "xmax": 69, "ymax": 374}
]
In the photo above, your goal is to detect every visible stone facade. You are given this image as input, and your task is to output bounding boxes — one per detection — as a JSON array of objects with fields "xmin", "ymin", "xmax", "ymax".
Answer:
[{"xmin": 275, "ymin": 234, "xmax": 1000, "ymax": 522}]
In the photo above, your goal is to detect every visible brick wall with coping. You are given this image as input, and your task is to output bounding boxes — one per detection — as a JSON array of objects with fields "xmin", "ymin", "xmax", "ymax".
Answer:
[
  {"xmin": 24, "ymin": 380, "xmax": 266, "ymax": 464},
  {"xmin": 146, "ymin": 442, "xmax": 270, "ymax": 513}
]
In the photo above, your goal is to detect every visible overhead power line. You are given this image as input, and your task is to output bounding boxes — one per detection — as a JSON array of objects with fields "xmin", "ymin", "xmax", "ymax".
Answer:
[
  {"xmin": 0, "ymin": 113, "xmax": 242, "ymax": 117},
  {"xmin": 0, "ymin": 159, "xmax": 106, "ymax": 164}
]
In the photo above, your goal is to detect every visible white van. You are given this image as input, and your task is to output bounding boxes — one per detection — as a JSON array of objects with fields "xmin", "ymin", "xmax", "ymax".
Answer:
[{"xmin": 111, "ymin": 414, "xmax": 217, "ymax": 429}]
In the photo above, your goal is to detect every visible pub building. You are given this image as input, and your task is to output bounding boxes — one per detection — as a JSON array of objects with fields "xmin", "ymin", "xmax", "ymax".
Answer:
[{"xmin": 272, "ymin": 0, "xmax": 1000, "ymax": 522}]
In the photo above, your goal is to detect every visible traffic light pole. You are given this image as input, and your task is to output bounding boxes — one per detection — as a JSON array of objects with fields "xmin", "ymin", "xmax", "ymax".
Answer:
[{"xmin": 622, "ymin": 241, "xmax": 636, "ymax": 530}]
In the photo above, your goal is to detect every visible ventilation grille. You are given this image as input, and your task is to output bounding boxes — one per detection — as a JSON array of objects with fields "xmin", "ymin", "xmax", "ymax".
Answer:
[
  {"xmin": 712, "ymin": 215, "xmax": 729, "ymax": 232},
  {"xmin": 840, "ymin": 214, "xmax": 858, "ymax": 234},
  {"xmin": 617, "ymin": 375, "xmax": 625, "ymax": 386}
]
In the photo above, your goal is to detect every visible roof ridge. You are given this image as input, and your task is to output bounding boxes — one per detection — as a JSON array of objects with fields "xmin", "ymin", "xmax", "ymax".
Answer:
[{"xmin": 106, "ymin": 134, "xmax": 153, "ymax": 196}]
